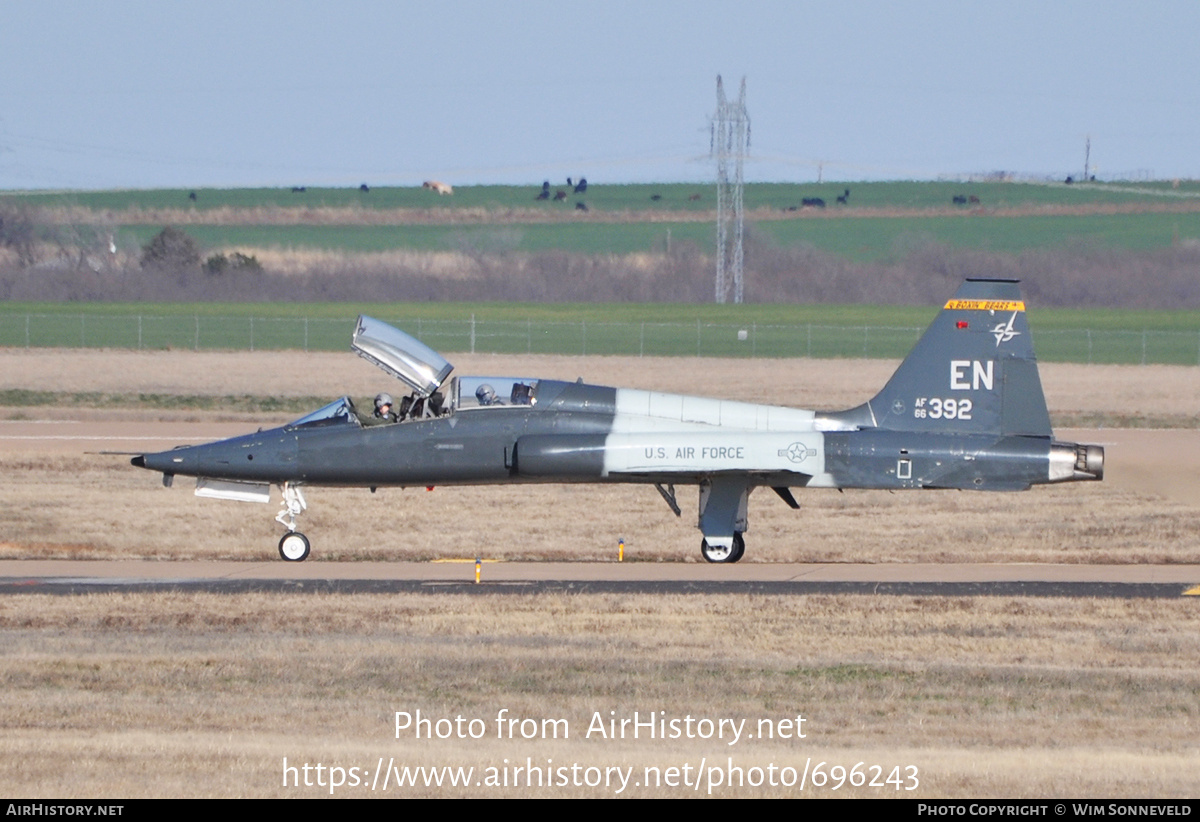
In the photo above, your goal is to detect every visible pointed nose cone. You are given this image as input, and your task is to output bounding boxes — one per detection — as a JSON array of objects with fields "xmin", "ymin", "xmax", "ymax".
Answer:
[{"xmin": 132, "ymin": 428, "xmax": 298, "ymax": 482}]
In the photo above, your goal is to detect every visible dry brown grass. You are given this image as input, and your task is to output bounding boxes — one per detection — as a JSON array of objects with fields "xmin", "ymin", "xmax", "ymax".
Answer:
[
  {"xmin": 1, "ymin": 352, "xmax": 1197, "ymax": 563},
  {"xmin": 37, "ymin": 199, "xmax": 1200, "ymax": 229},
  {"xmin": 1, "ymin": 593, "xmax": 1197, "ymax": 797},
  {"xmin": 38, "ymin": 204, "xmax": 722, "ymax": 227},
  {"xmin": 2, "ymin": 349, "xmax": 1197, "ymax": 422}
]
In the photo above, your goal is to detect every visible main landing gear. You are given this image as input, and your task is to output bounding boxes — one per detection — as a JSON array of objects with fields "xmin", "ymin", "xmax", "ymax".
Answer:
[
  {"xmin": 275, "ymin": 482, "xmax": 311, "ymax": 562},
  {"xmin": 701, "ymin": 533, "xmax": 745, "ymax": 564}
]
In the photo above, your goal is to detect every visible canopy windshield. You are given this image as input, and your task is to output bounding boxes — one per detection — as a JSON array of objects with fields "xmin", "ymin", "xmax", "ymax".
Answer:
[
  {"xmin": 351, "ymin": 315, "xmax": 454, "ymax": 396},
  {"xmin": 286, "ymin": 397, "xmax": 362, "ymax": 429}
]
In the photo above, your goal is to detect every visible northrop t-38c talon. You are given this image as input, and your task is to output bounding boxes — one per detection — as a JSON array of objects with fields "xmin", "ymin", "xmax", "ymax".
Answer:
[{"xmin": 132, "ymin": 279, "xmax": 1103, "ymax": 563}]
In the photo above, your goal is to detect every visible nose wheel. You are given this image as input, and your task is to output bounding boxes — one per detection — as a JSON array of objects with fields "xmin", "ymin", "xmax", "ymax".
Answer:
[
  {"xmin": 278, "ymin": 531, "xmax": 311, "ymax": 562},
  {"xmin": 701, "ymin": 533, "xmax": 745, "ymax": 563},
  {"xmin": 274, "ymin": 482, "xmax": 311, "ymax": 561}
]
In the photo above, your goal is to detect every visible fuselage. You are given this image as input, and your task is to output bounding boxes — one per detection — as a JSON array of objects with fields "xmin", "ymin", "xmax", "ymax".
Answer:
[{"xmin": 134, "ymin": 377, "xmax": 1095, "ymax": 493}]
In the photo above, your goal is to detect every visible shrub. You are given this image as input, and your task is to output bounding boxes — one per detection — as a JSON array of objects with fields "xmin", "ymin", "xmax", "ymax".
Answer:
[
  {"xmin": 204, "ymin": 251, "xmax": 262, "ymax": 275},
  {"xmin": 140, "ymin": 227, "xmax": 201, "ymax": 270},
  {"xmin": 0, "ymin": 203, "xmax": 41, "ymax": 268},
  {"xmin": 202, "ymin": 253, "xmax": 229, "ymax": 275},
  {"xmin": 229, "ymin": 252, "xmax": 262, "ymax": 272}
]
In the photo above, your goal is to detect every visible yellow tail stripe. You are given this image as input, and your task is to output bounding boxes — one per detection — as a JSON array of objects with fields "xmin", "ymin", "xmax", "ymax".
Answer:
[{"xmin": 944, "ymin": 299, "xmax": 1026, "ymax": 311}]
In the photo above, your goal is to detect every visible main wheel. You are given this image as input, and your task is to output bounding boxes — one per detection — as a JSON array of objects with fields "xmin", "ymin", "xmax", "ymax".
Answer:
[
  {"xmin": 701, "ymin": 538, "xmax": 734, "ymax": 563},
  {"xmin": 278, "ymin": 531, "xmax": 311, "ymax": 562},
  {"xmin": 729, "ymin": 533, "xmax": 746, "ymax": 563}
]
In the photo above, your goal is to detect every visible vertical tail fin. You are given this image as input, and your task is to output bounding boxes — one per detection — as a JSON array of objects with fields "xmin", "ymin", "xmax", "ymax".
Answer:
[{"xmin": 827, "ymin": 279, "xmax": 1053, "ymax": 437}]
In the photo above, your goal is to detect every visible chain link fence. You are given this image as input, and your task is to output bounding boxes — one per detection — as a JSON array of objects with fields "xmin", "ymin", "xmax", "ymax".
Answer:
[{"xmin": 1, "ymin": 313, "xmax": 1198, "ymax": 365}]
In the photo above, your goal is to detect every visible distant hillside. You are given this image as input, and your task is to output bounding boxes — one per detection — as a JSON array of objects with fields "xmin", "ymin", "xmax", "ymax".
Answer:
[{"xmin": 3, "ymin": 181, "xmax": 1200, "ymax": 307}]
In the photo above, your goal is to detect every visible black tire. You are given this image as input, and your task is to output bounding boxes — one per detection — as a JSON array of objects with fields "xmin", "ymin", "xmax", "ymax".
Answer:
[
  {"xmin": 729, "ymin": 533, "xmax": 746, "ymax": 563},
  {"xmin": 278, "ymin": 532, "xmax": 311, "ymax": 562},
  {"xmin": 701, "ymin": 538, "xmax": 734, "ymax": 563}
]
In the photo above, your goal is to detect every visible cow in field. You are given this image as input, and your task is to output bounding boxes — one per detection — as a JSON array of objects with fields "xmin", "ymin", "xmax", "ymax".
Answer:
[{"xmin": 422, "ymin": 180, "xmax": 454, "ymax": 195}]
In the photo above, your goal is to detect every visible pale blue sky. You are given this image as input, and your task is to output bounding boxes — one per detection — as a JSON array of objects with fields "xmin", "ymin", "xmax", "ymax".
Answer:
[{"xmin": 2, "ymin": 1, "xmax": 1197, "ymax": 189}]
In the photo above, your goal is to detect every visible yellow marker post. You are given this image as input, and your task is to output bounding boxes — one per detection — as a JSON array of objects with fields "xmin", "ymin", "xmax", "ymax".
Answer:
[
  {"xmin": 618, "ymin": 538, "xmax": 625, "ymax": 562},
  {"xmin": 475, "ymin": 557, "xmax": 481, "ymax": 584}
]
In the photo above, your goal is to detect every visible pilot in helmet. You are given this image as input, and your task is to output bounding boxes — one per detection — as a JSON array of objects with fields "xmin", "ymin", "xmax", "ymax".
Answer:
[
  {"xmin": 475, "ymin": 384, "xmax": 503, "ymax": 406},
  {"xmin": 374, "ymin": 392, "xmax": 398, "ymax": 422}
]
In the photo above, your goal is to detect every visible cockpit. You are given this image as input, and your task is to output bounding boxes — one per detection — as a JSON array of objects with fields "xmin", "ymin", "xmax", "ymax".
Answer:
[
  {"xmin": 284, "ymin": 315, "xmax": 543, "ymax": 430},
  {"xmin": 454, "ymin": 377, "xmax": 538, "ymax": 410},
  {"xmin": 284, "ymin": 376, "xmax": 542, "ymax": 431}
]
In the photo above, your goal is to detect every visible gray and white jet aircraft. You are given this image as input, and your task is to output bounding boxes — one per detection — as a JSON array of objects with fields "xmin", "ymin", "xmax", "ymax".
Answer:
[{"xmin": 132, "ymin": 278, "xmax": 1104, "ymax": 563}]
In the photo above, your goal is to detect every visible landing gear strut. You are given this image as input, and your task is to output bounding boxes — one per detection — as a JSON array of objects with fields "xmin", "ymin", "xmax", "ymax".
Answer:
[
  {"xmin": 274, "ymin": 482, "xmax": 311, "ymax": 561},
  {"xmin": 701, "ymin": 533, "xmax": 745, "ymax": 564}
]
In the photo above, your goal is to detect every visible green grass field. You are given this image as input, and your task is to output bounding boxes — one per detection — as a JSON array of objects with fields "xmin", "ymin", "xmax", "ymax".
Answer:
[
  {"xmin": 2, "ymin": 302, "xmax": 1198, "ymax": 364},
  {"xmin": 15, "ymin": 179, "xmax": 1200, "ymax": 212},
  {"xmin": 755, "ymin": 211, "xmax": 1200, "ymax": 260},
  {"xmin": 4, "ymin": 180, "xmax": 1200, "ymax": 361},
  {"xmin": 4, "ymin": 299, "xmax": 1198, "ymax": 329},
  {"xmin": 13, "ymin": 179, "xmax": 1198, "ymax": 260}
]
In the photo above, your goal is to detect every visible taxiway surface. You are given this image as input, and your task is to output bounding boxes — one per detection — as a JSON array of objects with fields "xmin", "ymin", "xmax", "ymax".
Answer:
[{"xmin": 3, "ymin": 559, "xmax": 1198, "ymax": 598}]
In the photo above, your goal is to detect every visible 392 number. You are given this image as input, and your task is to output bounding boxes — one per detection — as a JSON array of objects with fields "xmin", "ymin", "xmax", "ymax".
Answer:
[{"xmin": 926, "ymin": 398, "xmax": 972, "ymax": 420}]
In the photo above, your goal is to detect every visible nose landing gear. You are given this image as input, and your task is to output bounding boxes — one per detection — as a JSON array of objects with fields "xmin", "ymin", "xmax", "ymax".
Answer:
[{"xmin": 275, "ymin": 482, "xmax": 311, "ymax": 561}]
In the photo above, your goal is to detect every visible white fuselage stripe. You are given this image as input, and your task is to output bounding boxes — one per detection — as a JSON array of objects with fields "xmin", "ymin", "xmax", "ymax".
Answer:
[
  {"xmin": 600, "ymin": 389, "xmax": 835, "ymax": 485},
  {"xmin": 612, "ymin": 389, "xmax": 819, "ymax": 433},
  {"xmin": 600, "ymin": 431, "xmax": 828, "ymax": 478}
]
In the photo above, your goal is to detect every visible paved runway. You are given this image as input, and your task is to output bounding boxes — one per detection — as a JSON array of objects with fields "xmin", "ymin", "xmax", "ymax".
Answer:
[{"xmin": 3, "ymin": 560, "xmax": 1198, "ymax": 597}]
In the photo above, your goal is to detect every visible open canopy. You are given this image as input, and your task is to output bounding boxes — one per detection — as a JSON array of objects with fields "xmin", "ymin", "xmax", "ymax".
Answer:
[{"xmin": 351, "ymin": 315, "xmax": 454, "ymax": 397}]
